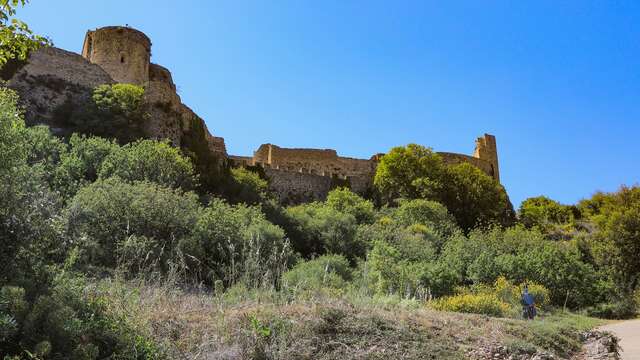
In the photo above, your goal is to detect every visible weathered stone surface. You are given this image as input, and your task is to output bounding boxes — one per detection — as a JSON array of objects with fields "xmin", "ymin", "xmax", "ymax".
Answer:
[
  {"xmin": 264, "ymin": 167, "xmax": 334, "ymax": 205},
  {"xmin": 82, "ymin": 26, "xmax": 151, "ymax": 85}
]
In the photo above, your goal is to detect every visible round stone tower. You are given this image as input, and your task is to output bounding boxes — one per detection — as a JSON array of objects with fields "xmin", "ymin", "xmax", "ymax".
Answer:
[{"xmin": 81, "ymin": 26, "xmax": 151, "ymax": 85}]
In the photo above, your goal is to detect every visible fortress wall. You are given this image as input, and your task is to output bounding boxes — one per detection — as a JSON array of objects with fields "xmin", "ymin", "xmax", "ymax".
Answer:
[
  {"xmin": 348, "ymin": 174, "xmax": 374, "ymax": 195},
  {"xmin": 253, "ymin": 144, "xmax": 376, "ymax": 178},
  {"xmin": 264, "ymin": 167, "xmax": 333, "ymax": 205},
  {"xmin": 149, "ymin": 63, "xmax": 176, "ymax": 91},
  {"xmin": 207, "ymin": 135, "xmax": 227, "ymax": 155},
  {"xmin": 5, "ymin": 47, "xmax": 114, "ymax": 131}
]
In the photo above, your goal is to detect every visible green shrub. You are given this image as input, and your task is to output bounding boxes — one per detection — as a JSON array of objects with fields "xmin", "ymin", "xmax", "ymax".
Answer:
[
  {"xmin": 14, "ymin": 271, "xmax": 164, "ymax": 359},
  {"xmin": 393, "ymin": 199, "xmax": 459, "ymax": 241},
  {"xmin": 92, "ymin": 83, "xmax": 144, "ymax": 116},
  {"xmin": 287, "ymin": 202, "xmax": 364, "ymax": 263},
  {"xmin": 519, "ymin": 196, "xmax": 576, "ymax": 229},
  {"xmin": 585, "ymin": 299, "xmax": 638, "ymax": 319},
  {"xmin": 429, "ymin": 293, "xmax": 510, "ymax": 317},
  {"xmin": 283, "ymin": 255, "xmax": 352, "ymax": 293},
  {"xmin": 180, "ymin": 199, "xmax": 292, "ymax": 287},
  {"xmin": 99, "ymin": 139, "xmax": 197, "ymax": 190},
  {"xmin": 326, "ymin": 187, "xmax": 375, "ymax": 224},
  {"xmin": 64, "ymin": 178, "xmax": 201, "ymax": 271},
  {"xmin": 54, "ymin": 133, "xmax": 119, "ymax": 199}
]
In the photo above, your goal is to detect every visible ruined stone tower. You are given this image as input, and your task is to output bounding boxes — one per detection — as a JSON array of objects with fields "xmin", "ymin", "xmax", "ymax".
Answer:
[
  {"xmin": 81, "ymin": 26, "xmax": 151, "ymax": 85},
  {"xmin": 473, "ymin": 134, "xmax": 500, "ymax": 182}
]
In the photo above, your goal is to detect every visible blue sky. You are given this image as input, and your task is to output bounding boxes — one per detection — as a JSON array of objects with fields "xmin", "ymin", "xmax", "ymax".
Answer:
[{"xmin": 18, "ymin": 1, "xmax": 640, "ymax": 207}]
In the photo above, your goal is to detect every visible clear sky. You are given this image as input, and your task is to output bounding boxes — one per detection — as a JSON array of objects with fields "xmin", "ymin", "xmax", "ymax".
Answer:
[{"xmin": 17, "ymin": 1, "xmax": 640, "ymax": 207}]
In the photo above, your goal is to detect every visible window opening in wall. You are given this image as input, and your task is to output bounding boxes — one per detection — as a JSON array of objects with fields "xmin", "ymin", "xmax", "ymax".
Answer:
[{"xmin": 120, "ymin": 55, "xmax": 125, "ymax": 63}]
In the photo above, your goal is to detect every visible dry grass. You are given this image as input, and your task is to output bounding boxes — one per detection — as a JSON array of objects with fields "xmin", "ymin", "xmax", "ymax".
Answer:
[{"xmin": 95, "ymin": 277, "xmax": 602, "ymax": 360}]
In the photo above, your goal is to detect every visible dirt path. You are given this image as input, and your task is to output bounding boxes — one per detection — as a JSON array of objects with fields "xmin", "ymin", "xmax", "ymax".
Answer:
[{"xmin": 599, "ymin": 320, "xmax": 640, "ymax": 359}]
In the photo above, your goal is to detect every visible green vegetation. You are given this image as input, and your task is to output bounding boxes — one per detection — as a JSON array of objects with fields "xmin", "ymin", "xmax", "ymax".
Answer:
[
  {"xmin": 1, "ymin": 70, "xmax": 635, "ymax": 357},
  {"xmin": 98, "ymin": 139, "xmax": 198, "ymax": 189},
  {"xmin": 92, "ymin": 83, "xmax": 145, "ymax": 115},
  {"xmin": 374, "ymin": 144, "xmax": 515, "ymax": 231},
  {"xmin": 0, "ymin": 11, "xmax": 636, "ymax": 354}
]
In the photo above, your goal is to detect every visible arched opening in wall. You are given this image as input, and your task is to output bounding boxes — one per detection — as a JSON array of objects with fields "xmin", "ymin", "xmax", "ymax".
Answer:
[
  {"xmin": 490, "ymin": 164, "xmax": 495, "ymax": 178},
  {"xmin": 120, "ymin": 54, "xmax": 126, "ymax": 64}
]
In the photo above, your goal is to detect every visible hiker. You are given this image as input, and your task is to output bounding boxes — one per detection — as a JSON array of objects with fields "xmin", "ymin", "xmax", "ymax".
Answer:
[{"xmin": 521, "ymin": 285, "xmax": 536, "ymax": 320}]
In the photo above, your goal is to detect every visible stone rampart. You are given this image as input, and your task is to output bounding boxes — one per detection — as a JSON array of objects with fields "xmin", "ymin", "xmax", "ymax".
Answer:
[
  {"xmin": 264, "ymin": 167, "xmax": 333, "ymax": 205},
  {"xmin": 233, "ymin": 134, "xmax": 500, "ymax": 204}
]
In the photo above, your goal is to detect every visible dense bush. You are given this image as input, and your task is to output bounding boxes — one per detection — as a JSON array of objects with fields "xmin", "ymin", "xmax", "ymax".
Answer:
[
  {"xmin": 283, "ymin": 255, "xmax": 352, "ymax": 293},
  {"xmin": 519, "ymin": 196, "xmax": 576, "ymax": 229},
  {"xmin": 0, "ymin": 86, "xmax": 164, "ymax": 358},
  {"xmin": 326, "ymin": 187, "xmax": 376, "ymax": 224},
  {"xmin": 286, "ymin": 202, "xmax": 364, "ymax": 263},
  {"xmin": 92, "ymin": 83, "xmax": 145, "ymax": 116},
  {"xmin": 227, "ymin": 167, "xmax": 270, "ymax": 205},
  {"xmin": 64, "ymin": 178, "xmax": 201, "ymax": 271},
  {"xmin": 440, "ymin": 226, "xmax": 601, "ymax": 309},
  {"xmin": 180, "ymin": 199, "xmax": 292, "ymax": 286},
  {"xmin": 54, "ymin": 134, "xmax": 119, "ymax": 200},
  {"xmin": 99, "ymin": 139, "xmax": 198, "ymax": 189},
  {"xmin": 1, "ymin": 272, "xmax": 163, "ymax": 359}
]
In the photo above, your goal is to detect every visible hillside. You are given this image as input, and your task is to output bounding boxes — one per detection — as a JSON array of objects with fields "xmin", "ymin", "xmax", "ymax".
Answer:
[{"xmin": 1, "ymin": 3, "xmax": 638, "ymax": 360}]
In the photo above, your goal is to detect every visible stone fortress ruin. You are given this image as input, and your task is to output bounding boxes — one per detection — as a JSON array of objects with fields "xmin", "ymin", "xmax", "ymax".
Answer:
[
  {"xmin": 230, "ymin": 134, "xmax": 499, "ymax": 204},
  {"xmin": 4, "ymin": 25, "xmax": 501, "ymax": 204}
]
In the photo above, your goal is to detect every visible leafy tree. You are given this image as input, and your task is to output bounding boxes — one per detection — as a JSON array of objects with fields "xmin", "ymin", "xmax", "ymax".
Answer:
[
  {"xmin": 374, "ymin": 144, "xmax": 514, "ymax": 231},
  {"xmin": 0, "ymin": 87, "xmax": 61, "ymax": 287},
  {"xmin": 326, "ymin": 187, "xmax": 375, "ymax": 224},
  {"xmin": 590, "ymin": 187, "xmax": 640, "ymax": 295},
  {"xmin": 441, "ymin": 163, "xmax": 515, "ymax": 230},
  {"xmin": 99, "ymin": 139, "xmax": 198, "ymax": 189},
  {"xmin": 374, "ymin": 144, "xmax": 446, "ymax": 203},
  {"xmin": 62, "ymin": 84, "xmax": 147, "ymax": 142},
  {"xmin": 92, "ymin": 83, "xmax": 145, "ymax": 116},
  {"xmin": 283, "ymin": 255, "xmax": 352, "ymax": 292},
  {"xmin": 0, "ymin": 0, "xmax": 50, "ymax": 67}
]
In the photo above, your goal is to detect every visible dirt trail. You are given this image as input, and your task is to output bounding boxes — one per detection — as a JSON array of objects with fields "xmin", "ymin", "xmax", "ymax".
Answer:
[{"xmin": 599, "ymin": 319, "xmax": 640, "ymax": 359}]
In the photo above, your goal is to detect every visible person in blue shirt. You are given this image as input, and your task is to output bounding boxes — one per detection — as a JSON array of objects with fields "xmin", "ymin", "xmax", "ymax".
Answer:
[{"xmin": 521, "ymin": 285, "xmax": 536, "ymax": 320}]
